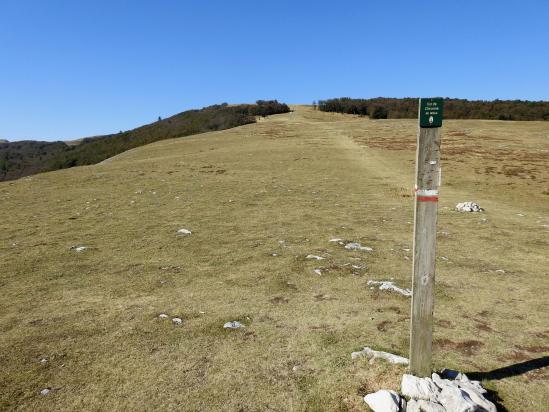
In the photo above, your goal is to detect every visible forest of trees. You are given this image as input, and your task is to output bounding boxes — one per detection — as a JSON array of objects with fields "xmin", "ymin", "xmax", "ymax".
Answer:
[
  {"xmin": 0, "ymin": 100, "xmax": 290, "ymax": 181},
  {"xmin": 318, "ymin": 97, "xmax": 549, "ymax": 120}
]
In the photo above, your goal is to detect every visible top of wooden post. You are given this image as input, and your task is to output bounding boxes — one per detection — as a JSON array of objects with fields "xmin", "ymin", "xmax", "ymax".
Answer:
[{"xmin": 419, "ymin": 98, "xmax": 444, "ymax": 128}]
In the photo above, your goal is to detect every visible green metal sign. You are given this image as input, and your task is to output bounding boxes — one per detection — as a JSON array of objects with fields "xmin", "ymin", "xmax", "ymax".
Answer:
[{"xmin": 419, "ymin": 98, "xmax": 443, "ymax": 128}]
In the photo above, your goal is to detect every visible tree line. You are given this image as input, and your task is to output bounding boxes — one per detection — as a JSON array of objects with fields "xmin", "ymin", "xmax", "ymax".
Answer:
[
  {"xmin": 0, "ymin": 100, "xmax": 290, "ymax": 181},
  {"xmin": 317, "ymin": 97, "xmax": 549, "ymax": 120}
]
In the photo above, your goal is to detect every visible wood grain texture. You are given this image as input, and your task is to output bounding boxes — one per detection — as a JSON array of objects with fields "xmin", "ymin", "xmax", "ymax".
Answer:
[{"xmin": 410, "ymin": 125, "xmax": 441, "ymax": 377}]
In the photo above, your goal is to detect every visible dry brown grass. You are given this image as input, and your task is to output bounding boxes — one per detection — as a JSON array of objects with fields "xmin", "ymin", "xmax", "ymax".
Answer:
[{"xmin": 1, "ymin": 106, "xmax": 548, "ymax": 411}]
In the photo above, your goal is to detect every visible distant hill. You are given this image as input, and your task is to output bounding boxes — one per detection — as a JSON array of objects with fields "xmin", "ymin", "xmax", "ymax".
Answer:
[
  {"xmin": 0, "ymin": 139, "xmax": 8, "ymax": 143},
  {"xmin": 317, "ymin": 97, "xmax": 549, "ymax": 120},
  {"xmin": 0, "ymin": 100, "xmax": 290, "ymax": 181}
]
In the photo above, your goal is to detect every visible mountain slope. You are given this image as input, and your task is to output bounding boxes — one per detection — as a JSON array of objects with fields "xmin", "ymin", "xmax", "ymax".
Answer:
[
  {"xmin": 0, "ymin": 100, "xmax": 290, "ymax": 181},
  {"xmin": 0, "ymin": 106, "xmax": 547, "ymax": 411}
]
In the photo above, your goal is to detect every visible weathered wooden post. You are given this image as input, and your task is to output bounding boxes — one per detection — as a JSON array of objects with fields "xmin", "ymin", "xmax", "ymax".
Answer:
[{"xmin": 410, "ymin": 98, "xmax": 443, "ymax": 377}]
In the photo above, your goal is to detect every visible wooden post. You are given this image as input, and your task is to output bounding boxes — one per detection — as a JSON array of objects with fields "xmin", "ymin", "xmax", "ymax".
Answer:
[{"xmin": 410, "ymin": 98, "xmax": 443, "ymax": 377}]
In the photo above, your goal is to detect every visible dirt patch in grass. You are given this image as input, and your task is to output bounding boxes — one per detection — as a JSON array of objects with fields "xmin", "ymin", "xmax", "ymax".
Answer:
[
  {"xmin": 434, "ymin": 338, "xmax": 485, "ymax": 355},
  {"xmin": 376, "ymin": 320, "xmax": 391, "ymax": 332},
  {"xmin": 270, "ymin": 296, "xmax": 289, "ymax": 304},
  {"xmin": 515, "ymin": 345, "xmax": 549, "ymax": 353},
  {"xmin": 314, "ymin": 294, "xmax": 337, "ymax": 301},
  {"xmin": 476, "ymin": 323, "xmax": 493, "ymax": 332},
  {"xmin": 376, "ymin": 306, "xmax": 402, "ymax": 315},
  {"xmin": 436, "ymin": 319, "xmax": 455, "ymax": 329}
]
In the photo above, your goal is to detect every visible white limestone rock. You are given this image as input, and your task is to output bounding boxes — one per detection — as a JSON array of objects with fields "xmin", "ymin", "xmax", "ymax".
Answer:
[
  {"xmin": 458, "ymin": 380, "xmax": 488, "ymax": 396},
  {"xmin": 368, "ymin": 280, "xmax": 412, "ymax": 297},
  {"xmin": 364, "ymin": 389, "xmax": 405, "ymax": 412},
  {"xmin": 172, "ymin": 317, "xmax": 183, "ymax": 325},
  {"xmin": 306, "ymin": 254, "xmax": 325, "ymax": 260},
  {"xmin": 431, "ymin": 373, "xmax": 454, "ymax": 390},
  {"xmin": 434, "ymin": 371, "xmax": 494, "ymax": 410},
  {"xmin": 401, "ymin": 374, "xmax": 440, "ymax": 401},
  {"xmin": 70, "ymin": 245, "xmax": 87, "ymax": 252},
  {"xmin": 406, "ymin": 399, "xmax": 445, "ymax": 412},
  {"xmin": 223, "ymin": 321, "xmax": 244, "ymax": 329},
  {"xmin": 158, "ymin": 313, "xmax": 169, "ymax": 319},
  {"xmin": 436, "ymin": 385, "xmax": 479, "ymax": 412},
  {"xmin": 40, "ymin": 388, "xmax": 51, "ymax": 396},
  {"xmin": 345, "ymin": 242, "xmax": 373, "ymax": 251},
  {"xmin": 455, "ymin": 202, "xmax": 484, "ymax": 212},
  {"xmin": 176, "ymin": 228, "xmax": 192, "ymax": 236},
  {"xmin": 351, "ymin": 347, "xmax": 409, "ymax": 365},
  {"xmin": 458, "ymin": 386, "xmax": 496, "ymax": 412}
]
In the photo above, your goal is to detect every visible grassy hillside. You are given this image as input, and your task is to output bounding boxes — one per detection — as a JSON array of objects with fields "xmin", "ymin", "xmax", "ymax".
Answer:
[
  {"xmin": 0, "ymin": 100, "xmax": 290, "ymax": 182},
  {"xmin": 1, "ymin": 107, "xmax": 548, "ymax": 411},
  {"xmin": 317, "ymin": 97, "xmax": 549, "ymax": 120}
]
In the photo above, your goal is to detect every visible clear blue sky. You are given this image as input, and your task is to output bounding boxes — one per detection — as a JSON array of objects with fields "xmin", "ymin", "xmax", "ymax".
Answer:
[{"xmin": 1, "ymin": 1, "xmax": 548, "ymax": 141}]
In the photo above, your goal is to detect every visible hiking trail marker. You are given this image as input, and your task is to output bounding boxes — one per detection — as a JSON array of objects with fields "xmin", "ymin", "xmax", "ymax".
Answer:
[{"xmin": 410, "ymin": 97, "xmax": 443, "ymax": 377}]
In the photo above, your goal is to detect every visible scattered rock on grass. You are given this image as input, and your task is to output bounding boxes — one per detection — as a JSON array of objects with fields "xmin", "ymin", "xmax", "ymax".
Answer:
[
  {"xmin": 367, "ymin": 280, "xmax": 411, "ymax": 297},
  {"xmin": 313, "ymin": 268, "xmax": 322, "ymax": 276},
  {"xmin": 172, "ymin": 317, "xmax": 183, "ymax": 325},
  {"xmin": 158, "ymin": 313, "xmax": 169, "ymax": 319},
  {"xmin": 306, "ymin": 254, "xmax": 325, "ymax": 260},
  {"xmin": 223, "ymin": 321, "xmax": 243, "ymax": 329},
  {"xmin": 364, "ymin": 390, "xmax": 405, "ymax": 412},
  {"xmin": 176, "ymin": 228, "xmax": 192, "ymax": 236},
  {"xmin": 345, "ymin": 242, "xmax": 373, "ymax": 251},
  {"xmin": 351, "ymin": 347, "xmax": 409, "ymax": 365},
  {"xmin": 40, "ymin": 388, "xmax": 51, "ymax": 396},
  {"xmin": 70, "ymin": 245, "xmax": 87, "ymax": 252},
  {"xmin": 455, "ymin": 202, "xmax": 484, "ymax": 212}
]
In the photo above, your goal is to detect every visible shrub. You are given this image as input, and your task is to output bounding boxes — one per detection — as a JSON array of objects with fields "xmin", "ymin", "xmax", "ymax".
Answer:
[{"xmin": 369, "ymin": 105, "xmax": 388, "ymax": 119}]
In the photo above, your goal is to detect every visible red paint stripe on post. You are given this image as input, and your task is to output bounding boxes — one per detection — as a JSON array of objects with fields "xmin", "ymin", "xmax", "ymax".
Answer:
[{"xmin": 417, "ymin": 196, "xmax": 438, "ymax": 202}]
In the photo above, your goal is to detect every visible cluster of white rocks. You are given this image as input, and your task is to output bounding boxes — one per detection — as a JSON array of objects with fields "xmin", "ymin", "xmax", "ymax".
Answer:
[
  {"xmin": 329, "ymin": 238, "xmax": 374, "ymax": 252},
  {"xmin": 158, "ymin": 313, "xmax": 183, "ymax": 325},
  {"xmin": 455, "ymin": 202, "xmax": 484, "ymax": 213},
  {"xmin": 365, "ymin": 371, "xmax": 496, "ymax": 412}
]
